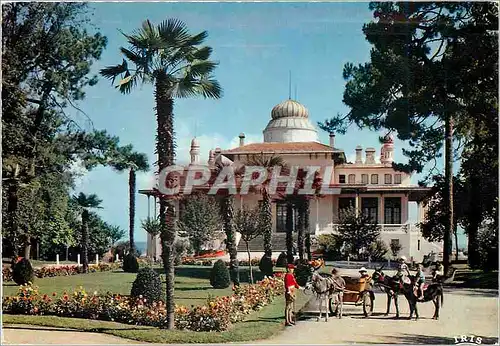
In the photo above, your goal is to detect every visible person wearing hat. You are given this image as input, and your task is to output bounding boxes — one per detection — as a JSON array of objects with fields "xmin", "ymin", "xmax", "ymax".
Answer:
[
  {"xmin": 358, "ymin": 267, "xmax": 372, "ymax": 290},
  {"xmin": 284, "ymin": 264, "xmax": 300, "ymax": 326}
]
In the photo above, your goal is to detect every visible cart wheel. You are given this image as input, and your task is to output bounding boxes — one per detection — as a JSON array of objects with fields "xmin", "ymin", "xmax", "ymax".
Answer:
[
  {"xmin": 362, "ymin": 292, "xmax": 373, "ymax": 317},
  {"xmin": 329, "ymin": 298, "xmax": 338, "ymax": 316}
]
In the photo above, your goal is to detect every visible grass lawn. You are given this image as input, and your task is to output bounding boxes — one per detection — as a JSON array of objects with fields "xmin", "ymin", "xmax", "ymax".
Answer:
[
  {"xmin": 3, "ymin": 291, "xmax": 309, "ymax": 343},
  {"xmin": 3, "ymin": 264, "xmax": 308, "ymax": 343},
  {"xmin": 3, "ymin": 265, "xmax": 286, "ymax": 307}
]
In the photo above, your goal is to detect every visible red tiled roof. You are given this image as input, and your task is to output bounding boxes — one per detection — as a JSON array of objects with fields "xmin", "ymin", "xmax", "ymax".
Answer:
[{"xmin": 223, "ymin": 142, "xmax": 335, "ymax": 153}]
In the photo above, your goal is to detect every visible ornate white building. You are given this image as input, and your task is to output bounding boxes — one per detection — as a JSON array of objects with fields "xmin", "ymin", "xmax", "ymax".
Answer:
[{"xmin": 140, "ymin": 99, "xmax": 442, "ymax": 262}]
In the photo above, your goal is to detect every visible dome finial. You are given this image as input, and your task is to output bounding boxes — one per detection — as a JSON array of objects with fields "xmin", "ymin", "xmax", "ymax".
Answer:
[{"xmin": 288, "ymin": 70, "xmax": 292, "ymax": 100}]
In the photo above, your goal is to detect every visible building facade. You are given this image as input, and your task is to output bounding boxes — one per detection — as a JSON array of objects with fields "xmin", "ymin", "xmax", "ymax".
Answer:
[{"xmin": 140, "ymin": 99, "xmax": 442, "ymax": 262}]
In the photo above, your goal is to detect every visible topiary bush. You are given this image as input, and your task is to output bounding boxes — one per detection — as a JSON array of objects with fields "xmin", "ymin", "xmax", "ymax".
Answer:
[
  {"xmin": 210, "ymin": 259, "xmax": 231, "ymax": 289},
  {"xmin": 122, "ymin": 253, "xmax": 139, "ymax": 273},
  {"xmin": 12, "ymin": 258, "xmax": 34, "ymax": 285},
  {"xmin": 258, "ymin": 255, "xmax": 274, "ymax": 277},
  {"xmin": 130, "ymin": 267, "xmax": 162, "ymax": 304},
  {"xmin": 294, "ymin": 259, "xmax": 312, "ymax": 287},
  {"xmin": 276, "ymin": 252, "xmax": 288, "ymax": 267}
]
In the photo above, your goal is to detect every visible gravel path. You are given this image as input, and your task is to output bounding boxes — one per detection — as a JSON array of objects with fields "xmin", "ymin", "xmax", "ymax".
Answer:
[
  {"xmin": 2, "ymin": 325, "xmax": 143, "ymax": 345},
  {"xmin": 254, "ymin": 287, "xmax": 499, "ymax": 344}
]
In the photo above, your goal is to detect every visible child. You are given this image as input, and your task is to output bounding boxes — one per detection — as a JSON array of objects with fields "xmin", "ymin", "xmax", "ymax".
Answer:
[
  {"xmin": 415, "ymin": 264, "xmax": 426, "ymax": 300},
  {"xmin": 284, "ymin": 264, "xmax": 300, "ymax": 326},
  {"xmin": 395, "ymin": 256, "xmax": 410, "ymax": 283},
  {"xmin": 432, "ymin": 261, "xmax": 444, "ymax": 282}
]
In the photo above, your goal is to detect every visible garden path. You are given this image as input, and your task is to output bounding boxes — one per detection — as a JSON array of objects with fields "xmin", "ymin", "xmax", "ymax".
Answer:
[{"xmin": 2, "ymin": 325, "xmax": 144, "ymax": 344}]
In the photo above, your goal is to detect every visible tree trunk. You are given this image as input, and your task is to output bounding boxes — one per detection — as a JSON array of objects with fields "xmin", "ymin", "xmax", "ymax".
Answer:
[
  {"xmin": 467, "ymin": 143, "xmax": 482, "ymax": 268},
  {"xmin": 261, "ymin": 189, "xmax": 273, "ymax": 258},
  {"xmin": 66, "ymin": 244, "xmax": 69, "ymax": 262},
  {"xmin": 24, "ymin": 236, "xmax": 31, "ymax": 259},
  {"xmin": 82, "ymin": 209, "xmax": 89, "ymax": 273},
  {"xmin": 129, "ymin": 168, "xmax": 136, "ymax": 254},
  {"xmin": 155, "ymin": 77, "xmax": 176, "ymax": 330},
  {"xmin": 304, "ymin": 199, "xmax": 311, "ymax": 260},
  {"xmin": 221, "ymin": 196, "xmax": 239, "ymax": 286},
  {"xmin": 7, "ymin": 179, "xmax": 19, "ymax": 259},
  {"xmin": 297, "ymin": 200, "xmax": 305, "ymax": 260},
  {"xmin": 454, "ymin": 225, "xmax": 459, "ymax": 262},
  {"xmin": 246, "ymin": 241, "xmax": 253, "ymax": 284},
  {"xmin": 286, "ymin": 201, "xmax": 294, "ymax": 264},
  {"xmin": 443, "ymin": 114, "xmax": 453, "ymax": 276}
]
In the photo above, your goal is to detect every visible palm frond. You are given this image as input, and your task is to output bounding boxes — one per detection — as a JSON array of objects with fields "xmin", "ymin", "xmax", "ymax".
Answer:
[
  {"xmin": 120, "ymin": 47, "xmax": 145, "ymax": 66},
  {"xmin": 192, "ymin": 46, "xmax": 212, "ymax": 61},
  {"xmin": 72, "ymin": 192, "xmax": 103, "ymax": 209},
  {"xmin": 186, "ymin": 31, "xmax": 208, "ymax": 46},
  {"xmin": 117, "ymin": 72, "xmax": 139, "ymax": 94},
  {"xmin": 158, "ymin": 18, "xmax": 191, "ymax": 46},
  {"xmin": 99, "ymin": 59, "xmax": 128, "ymax": 84},
  {"xmin": 196, "ymin": 76, "xmax": 222, "ymax": 99},
  {"xmin": 187, "ymin": 60, "xmax": 218, "ymax": 77}
]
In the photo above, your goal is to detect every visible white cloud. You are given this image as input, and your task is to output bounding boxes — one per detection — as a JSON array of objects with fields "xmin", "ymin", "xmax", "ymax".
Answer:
[{"xmin": 135, "ymin": 120, "xmax": 263, "ymax": 189}]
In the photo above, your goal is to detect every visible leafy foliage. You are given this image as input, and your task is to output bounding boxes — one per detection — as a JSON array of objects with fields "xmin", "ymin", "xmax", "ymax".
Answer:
[
  {"xmin": 210, "ymin": 260, "xmax": 231, "ymax": 289},
  {"xmin": 258, "ymin": 255, "xmax": 274, "ymax": 277},
  {"xmin": 337, "ymin": 207, "xmax": 381, "ymax": 260},
  {"xmin": 131, "ymin": 267, "xmax": 163, "ymax": 304},
  {"xmin": 294, "ymin": 259, "xmax": 312, "ymax": 287},
  {"xmin": 141, "ymin": 217, "xmax": 161, "ymax": 237},
  {"xmin": 389, "ymin": 240, "xmax": 403, "ymax": 259},
  {"xmin": 177, "ymin": 194, "xmax": 221, "ymax": 256},
  {"xmin": 12, "ymin": 258, "xmax": 35, "ymax": 285},
  {"xmin": 276, "ymin": 252, "xmax": 288, "ymax": 268},
  {"xmin": 123, "ymin": 254, "xmax": 139, "ymax": 273},
  {"xmin": 365, "ymin": 239, "xmax": 389, "ymax": 261},
  {"xmin": 173, "ymin": 239, "xmax": 191, "ymax": 266},
  {"xmin": 317, "ymin": 234, "xmax": 343, "ymax": 261}
]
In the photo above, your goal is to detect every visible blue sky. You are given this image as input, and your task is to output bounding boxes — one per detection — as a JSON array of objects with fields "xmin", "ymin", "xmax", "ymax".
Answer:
[{"xmin": 72, "ymin": 2, "xmax": 465, "ymax": 248}]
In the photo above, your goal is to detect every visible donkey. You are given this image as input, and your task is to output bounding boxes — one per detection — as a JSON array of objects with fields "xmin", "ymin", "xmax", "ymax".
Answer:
[
  {"xmin": 371, "ymin": 266, "xmax": 404, "ymax": 318},
  {"xmin": 310, "ymin": 270, "xmax": 345, "ymax": 322},
  {"xmin": 402, "ymin": 276, "xmax": 444, "ymax": 320}
]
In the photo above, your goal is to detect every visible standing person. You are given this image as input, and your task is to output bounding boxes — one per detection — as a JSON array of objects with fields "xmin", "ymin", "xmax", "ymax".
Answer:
[
  {"xmin": 284, "ymin": 264, "xmax": 300, "ymax": 326},
  {"xmin": 432, "ymin": 261, "xmax": 444, "ymax": 282}
]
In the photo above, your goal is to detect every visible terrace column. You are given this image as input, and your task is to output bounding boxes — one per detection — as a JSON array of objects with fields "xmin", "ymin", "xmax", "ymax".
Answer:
[
  {"xmin": 378, "ymin": 194, "xmax": 384, "ymax": 231},
  {"xmin": 355, "ymin": 192, "xmax": 360, "ymax": 217}
]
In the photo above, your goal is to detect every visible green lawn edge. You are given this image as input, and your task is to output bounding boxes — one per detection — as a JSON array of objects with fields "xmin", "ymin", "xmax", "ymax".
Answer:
[{"xmin": 3, "ymin": 292, "xmax": 310, "ymax": 344}]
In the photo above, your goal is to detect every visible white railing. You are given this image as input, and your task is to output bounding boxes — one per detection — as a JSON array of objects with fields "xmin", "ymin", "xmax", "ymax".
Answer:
[{"xmin": 318, "ymin": 223, "xmax": 419, "ymax": 235}]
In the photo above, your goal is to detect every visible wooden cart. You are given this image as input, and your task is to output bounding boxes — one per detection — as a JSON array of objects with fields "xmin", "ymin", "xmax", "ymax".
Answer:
[{"xmin": 329, "ymin": 276, "xmax": 374, "ymax": 317}]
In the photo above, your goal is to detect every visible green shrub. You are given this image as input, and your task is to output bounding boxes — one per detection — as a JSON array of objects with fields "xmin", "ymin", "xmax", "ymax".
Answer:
[
  {"xmin": 364, "ymin": 239, "xmax": 389, "ymax": 261},
  {"xmin": 130, "ymin": 267, "xmax": 162, "ymax": 303},
  {"xmin": 294, "ymin": 259, "xmax": 312, "ymax": 287},
  {"xmin": 12, "ymin": 258, "xmax": 35, "ymax": 285},
  {"xmin": 276, "ymin": 252, "xmax": 288, "ymax": 267},
  {"xmin": 258, "ymin": 255, "xmax": 274, "ymax": 277},
  {"xmin": 210, "ymin": 259, "xmax": 231, "ymax": 289},
  {"xmin": 317, "ymin": 234, "xmax": 343, "ymax": 261},
  {"xmin": 122, "ymin": 254, "xmax": 139, "ymax": 273},
  {"xmin": 174, "ymin": 240, "xmax": 190, "ymax": 266}
]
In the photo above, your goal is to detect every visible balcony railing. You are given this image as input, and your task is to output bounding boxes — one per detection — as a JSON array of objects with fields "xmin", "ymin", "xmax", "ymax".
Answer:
[{"xmin": 318, "ymin": 223, "xmax": 418, "ymax": 235}]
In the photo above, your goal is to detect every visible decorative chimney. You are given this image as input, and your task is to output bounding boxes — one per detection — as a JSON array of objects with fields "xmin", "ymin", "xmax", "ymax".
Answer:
[
  {"xmin": 365, "ymin": 147, "xmax": 376, "ymax": 164},
  {"xmin": 355, "ymin": 146, "xmax": 363, "ymax": 164},
  {"xmin": 189, "ymin": 137, "xmax": 200, "ymax": 164},
  {"xmin": 380, "ymin": 133, "xmax": 394, "ymax": 165},
  {"xmin": 329, "ymin": 133, "xmax": 335, "ymax": 148},
  {"xmin": 239, "ymin": 133, "xmax": 245, "ymax": 147},
  {"xmin": 208, "ymin": 150, "xmax": 215, "ymax": 166}
]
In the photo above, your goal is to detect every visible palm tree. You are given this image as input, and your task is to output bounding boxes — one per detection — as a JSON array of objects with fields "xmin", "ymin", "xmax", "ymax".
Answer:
[
  {"xmin": 245, "ymin": 154, "xmax": 286, "ymax": 259},
  {"xmin": 214, "ymin": 162, "xmax": 243, "ymax": 286},
  {"xmin": 72, "ymin": 193, "xmax": 102, "ymax": 273},
  {"xmin": 110, "ymin": 145, "xmax": 149, "ymax": 254},
  {"xmin": 100, "ymin": 19, "xmax": 221, "ymax": 329}
]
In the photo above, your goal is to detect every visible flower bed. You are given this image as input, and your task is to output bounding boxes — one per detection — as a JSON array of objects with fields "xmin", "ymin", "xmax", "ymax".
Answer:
[
  {"xmin": 2, "ymin": 262, "xmax": 122, "ymax": 282},
  {"xmin": 3, "ymin": 275, "xmax": 285, "ymax": 332}
]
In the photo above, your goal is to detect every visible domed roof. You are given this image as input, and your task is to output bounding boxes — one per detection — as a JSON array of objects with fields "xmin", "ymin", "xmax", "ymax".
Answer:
[
  {"xmin": 271, "ymin": 99, "xmax": 309, "ymax": 120},
  {"xmin": 383, "ymin": 133, "xmax": 394, "ymax": 144},
  {"xmin": 191, "ymin": 137, "xmax": 200, "ymax": 147}
]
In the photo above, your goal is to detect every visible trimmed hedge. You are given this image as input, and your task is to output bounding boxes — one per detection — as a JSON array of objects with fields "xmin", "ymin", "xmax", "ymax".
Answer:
[
  {"xmin": 258, "ymin": 255, "xmax": 274, "ymax": 277},
  {"xmin": 131, "ymin": 267, "xmax": 162, "ymax": 304},
  {"xmin": 210, "ymin": 260, "xmax": 231, "ymax": 289},
  {"xmin": 12, "ymin": 258, "xmax": 34, "ymax": 285},
  {"xmin": 122, "ymin": 254, "xmax": 139, "ymax": 273}
]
